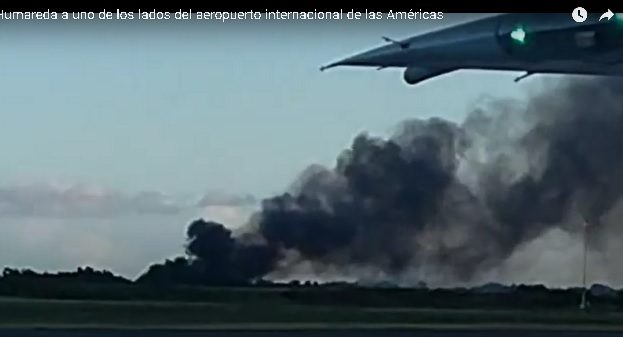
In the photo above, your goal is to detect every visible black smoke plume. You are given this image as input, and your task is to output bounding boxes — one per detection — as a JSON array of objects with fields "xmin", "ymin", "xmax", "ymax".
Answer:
[
  {"xmin": 141, "ymin": 77, "xmax": 623, "ymax": 286},
  {"xmin": 138, "ymin": 219, "xmax": 278, "ymax": 285}
]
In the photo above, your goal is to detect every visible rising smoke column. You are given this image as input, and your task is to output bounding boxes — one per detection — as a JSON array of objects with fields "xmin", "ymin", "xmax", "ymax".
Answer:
[
  {"xmin": 257, "ymin": 118, "xmax": 476, "ymax": 280},
  {"xmin": 252, "ymin": 77, "xmax": 623, "ymax": 284},
  {"xmin": 142, "ymin": 77, "xmax": 623, "ymax": 286},
  {"xmin": 471, "ymin": 78, "xmax": 623, "ymax": 252},
  {"xmin": 139, "ymin": 219, "xmax": 279, "ymax": 285}
]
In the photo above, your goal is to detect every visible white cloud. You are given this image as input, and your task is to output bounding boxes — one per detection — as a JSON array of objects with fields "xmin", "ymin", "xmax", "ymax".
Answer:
[
  {"xmin": 195, "ymin": 205, "xmax": 257, "ymax": 230},
  {"xmin": 0, "ymin": 182, "xmax": 261, "ymax": 278},
  {"xmin": 0, "ymin": 214, "xmax": 191, "ymax": 279},
  {"xmin": 0, "ymin": 183, "xmax": 257, "ymax": 218},
  {"xmin": 196, "ymin": 191, "xmax": 257, "ymax": 207}
]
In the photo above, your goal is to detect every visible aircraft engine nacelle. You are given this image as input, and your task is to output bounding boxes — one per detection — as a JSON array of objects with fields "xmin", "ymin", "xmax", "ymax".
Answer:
[{"xmin": 403, "ymin": 67, "xmax": 454, "ymax": 85}]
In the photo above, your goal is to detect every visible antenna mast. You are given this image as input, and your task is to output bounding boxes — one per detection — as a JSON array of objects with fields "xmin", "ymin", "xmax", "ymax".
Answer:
[{"xmin": 580, "ymin": 217, "xmax": 590, "ymax": 310}]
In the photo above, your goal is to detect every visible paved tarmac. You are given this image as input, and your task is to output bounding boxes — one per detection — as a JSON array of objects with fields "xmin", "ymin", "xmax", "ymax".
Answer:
[{"xmin": 1, "ymin": 329, "xmax": 623, "ymax": 337}]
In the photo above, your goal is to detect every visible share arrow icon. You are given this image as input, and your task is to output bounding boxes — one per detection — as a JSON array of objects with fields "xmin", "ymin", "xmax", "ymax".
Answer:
[{"xmin": 600, "ymin": 9, "xmax": 614, "ymax": 21}]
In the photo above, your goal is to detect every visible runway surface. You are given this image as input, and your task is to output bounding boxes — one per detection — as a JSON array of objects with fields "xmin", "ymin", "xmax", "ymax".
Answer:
[{"xmin": 1, "ymin": 329, "xmax": 623, "ymax": 337}]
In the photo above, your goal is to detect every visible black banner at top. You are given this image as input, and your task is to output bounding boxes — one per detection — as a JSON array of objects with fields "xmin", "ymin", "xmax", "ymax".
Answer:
[{"xmin": 1, "ymin": 0, "xmax": 619, "ymax": 14}]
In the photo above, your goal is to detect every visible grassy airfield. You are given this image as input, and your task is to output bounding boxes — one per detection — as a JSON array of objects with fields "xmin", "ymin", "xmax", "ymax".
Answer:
[
  {"xmin": 2, "ymin": 296, "xmax": 623, "ymax": 330},
  {"xmin": 1, "ymin": 282, "xmax": 623, "ymax": 329}
]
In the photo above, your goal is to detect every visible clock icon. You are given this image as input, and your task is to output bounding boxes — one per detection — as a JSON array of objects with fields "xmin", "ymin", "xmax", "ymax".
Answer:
[{"xmin": 572, "ymin": 7, "xmax": 588, "ymax": 23}]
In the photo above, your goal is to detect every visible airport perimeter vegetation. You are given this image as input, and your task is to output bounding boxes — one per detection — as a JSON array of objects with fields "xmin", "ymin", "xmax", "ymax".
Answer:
[{"xmin": 4, "ymin": 276, "xmax": 623, "ymax": 330}]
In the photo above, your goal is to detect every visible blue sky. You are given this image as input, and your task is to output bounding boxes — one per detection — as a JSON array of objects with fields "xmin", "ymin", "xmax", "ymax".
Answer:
[
  {"xmin": 0, "ymin": 13, "xmax": 538, "ymax": 277},
  {"xmin": 0, "ymin": 13, "xmax": 529, "ymax": 197}
]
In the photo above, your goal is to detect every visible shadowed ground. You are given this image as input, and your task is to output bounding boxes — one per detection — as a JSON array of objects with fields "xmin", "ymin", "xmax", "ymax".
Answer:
[
  {"xmin": 2, "ymin": 328, "xmax": 623, "ymax": 337},
  {"xmin": 2, "ymin": 297, "xmax": 623, "ymax": 331}
]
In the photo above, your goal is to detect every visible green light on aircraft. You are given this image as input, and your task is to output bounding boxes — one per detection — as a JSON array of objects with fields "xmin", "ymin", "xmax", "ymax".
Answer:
[
  {"xmin": 615, "ymin": 13, "xmax": 623, "ymax": 24},
  {"xmin": 510, "ymin": 26, "xmax": 527, "ymax": 44}
]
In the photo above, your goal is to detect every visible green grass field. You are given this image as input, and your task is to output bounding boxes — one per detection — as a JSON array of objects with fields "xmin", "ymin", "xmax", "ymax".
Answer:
[{"xmin": 2, "ymin": 297, "xmax": 623, "ymax": 329}]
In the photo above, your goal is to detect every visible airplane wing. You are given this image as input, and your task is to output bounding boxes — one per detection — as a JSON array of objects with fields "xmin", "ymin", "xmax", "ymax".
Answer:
[
  {"xmin": 402, "ymin": 67, "xmax": 458, "ymax": 85},
  {"xmin": 320, "ymin": 13, "xmax": 623, "ymax": 86}
]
